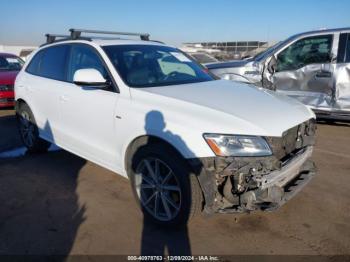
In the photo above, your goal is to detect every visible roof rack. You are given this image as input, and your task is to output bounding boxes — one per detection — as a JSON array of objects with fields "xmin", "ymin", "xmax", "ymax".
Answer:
[
  {"xmin": 69, "ymin": 28, "xmax": 150, "ymax": 41},
  {"xmin": 43, "ymin": 29, "xmax": 152, "ymax": 46},
  {"xmin": 45, "ymin": 34, "xmax": 70, "ymax": 44}
]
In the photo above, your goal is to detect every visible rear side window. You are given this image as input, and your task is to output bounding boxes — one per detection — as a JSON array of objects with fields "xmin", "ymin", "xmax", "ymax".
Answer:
[
  {"xmin": 26, "ymin": 45, "xmax": 69, "ymax": 81},
  {"xmin": 40, "ymin": 45, "xmax": 70, "ymax": 81},
  {"xmin": 26, "ymin": 50, "xmax": 44, "ymax": 75},
  {"xmin": 337, "ymin": 33, "xmax": 350, "ymax": 63}
]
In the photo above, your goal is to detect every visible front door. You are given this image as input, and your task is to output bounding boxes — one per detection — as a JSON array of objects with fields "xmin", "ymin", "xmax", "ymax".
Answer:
[
  {"xmin": 333, "ymin": 32, "xmax": 350, "ymax": 111},
  {"xmin": 267, "ymin": 34, "xmax": 335, "ymax": 110},
  {"xmin": 58, "ymin": 44, "xmax": 119, "ymax": 170}
]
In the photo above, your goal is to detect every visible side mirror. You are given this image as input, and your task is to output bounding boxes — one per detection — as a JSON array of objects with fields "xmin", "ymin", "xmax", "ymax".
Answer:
[{"xmin": 73, "ymin": 68, "xmax": 108, "ymax": 87}]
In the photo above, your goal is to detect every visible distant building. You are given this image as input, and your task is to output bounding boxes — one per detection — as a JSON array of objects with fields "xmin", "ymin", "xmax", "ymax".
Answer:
[
  {"xmin": 0, "ymin": 45, "xmax": 37, "ymax": 60},
  {"xmin": 181, "ymin": 41, "xmax": 275, "ymax": 60}
]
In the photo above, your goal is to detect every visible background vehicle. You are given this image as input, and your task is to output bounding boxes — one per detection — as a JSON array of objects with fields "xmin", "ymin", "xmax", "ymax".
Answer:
[
  {"xmin": 206, "ymin": 28, "xmax": 350, "ymax": 120},
  {"xmin": 15, "ymin": 29, "xmax": 316, "ymax": 226},
  {"xmin": 0, "ymin": 53, "xmax": 24, "ymax": 107},
  {"xmin": 186, "ymin": 52, "xmax": 219, "ymax": 64}
]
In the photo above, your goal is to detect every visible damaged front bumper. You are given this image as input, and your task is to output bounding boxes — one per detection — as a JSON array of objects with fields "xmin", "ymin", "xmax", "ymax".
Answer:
[
  {"xmin": 238, "ymin": 146, "xmax": 315, "ymax": 212},
  {"xmin": 190, "ymin": 119, "xmax": 317, "ymax": 214}
]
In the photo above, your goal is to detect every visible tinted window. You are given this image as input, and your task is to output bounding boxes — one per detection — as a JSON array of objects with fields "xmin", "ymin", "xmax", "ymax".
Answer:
[
  {"xmin": 103, "ymin": 45, "xmax": 213, "ymax": 88},
  {"xmin": 40, "ymin": 45, "xmax": 70, "ymax": 81},
  {"xmin": 346, "ymin": 34, "xmax": 350, "ymax": 63},
  {"xmin": 26, "ymin": 50, "xmax": 44, "ymax": 75},
  {"xmin": 341, "ymin": 34, "xmax": 350, "ymax": 63},
  {"xmin": 276, "ymin": 35, "xmax": 333, "ymax": 72},
  {"xmin": 0, "ymin": 56, "xmax": 24, "ymax": 72},
  {"xmin": 67, "ymin": 44, "xmax": 108, "ymax": 82},
  {"xmin": 337, "ymin": 33, "xmax": 348, "ymax": 63}
]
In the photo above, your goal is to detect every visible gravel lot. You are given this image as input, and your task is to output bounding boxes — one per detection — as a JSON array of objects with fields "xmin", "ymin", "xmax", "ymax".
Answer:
[{"xmin": 0, "ymin": 108, "xmax": 349, "ymax": 259}]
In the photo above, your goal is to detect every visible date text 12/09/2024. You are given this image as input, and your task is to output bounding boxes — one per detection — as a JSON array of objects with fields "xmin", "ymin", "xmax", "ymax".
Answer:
[{"xmin": 127, "ymin": 255, "xmax": 220, "ymax": 261}]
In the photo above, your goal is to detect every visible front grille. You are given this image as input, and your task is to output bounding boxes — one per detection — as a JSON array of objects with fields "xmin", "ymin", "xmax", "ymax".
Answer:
[
  {"xmin": 266, "ymin": 119, "xmax": 316, "ymax": 161},
  {"xmin": 0, "ymin": 84, "xmax": 14, "ymax": 91}
]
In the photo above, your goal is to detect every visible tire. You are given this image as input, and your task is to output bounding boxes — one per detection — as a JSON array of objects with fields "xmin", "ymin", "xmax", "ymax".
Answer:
[
  {"xmin": 129, "ymin": 143, "xmax": 202, "ymax": 227},
  {"xmin": 16, "ymin": 103, "xmax": 50, "ymax": 153}
]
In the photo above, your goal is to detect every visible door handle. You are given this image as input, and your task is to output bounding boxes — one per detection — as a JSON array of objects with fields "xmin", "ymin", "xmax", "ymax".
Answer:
[
  {"xmin": 315, "ymin": 71, "xmax": 332, "ymax": 78},
  {"xmin": 59, "ymin": 95, "xmax": 69, "ymax": 102}
]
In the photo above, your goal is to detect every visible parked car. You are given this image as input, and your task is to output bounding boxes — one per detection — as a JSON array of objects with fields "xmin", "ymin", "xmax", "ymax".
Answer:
[
  {"xmin": 206, "ymin": 28, "xmax": 350, "ymax": 120},
  {"xmin": 0, "ymin": 53, "xmax": 24, "ymax": 107},
  {"xmin": 19, "ymin": 48, "xmax": 36, "ymax": 61},
  {"xmin": 187, "ymin": 52, "xmax": 219, "ymax": 64},
  {"xmin": 15, "ymin": 29, "xmax": 316, "ymax": 226}
]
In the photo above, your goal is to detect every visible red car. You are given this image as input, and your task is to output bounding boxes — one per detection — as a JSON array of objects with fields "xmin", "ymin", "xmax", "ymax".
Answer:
[{"xmin": 0, "ymin": 53, "xmax": 24, "ymax": 107}]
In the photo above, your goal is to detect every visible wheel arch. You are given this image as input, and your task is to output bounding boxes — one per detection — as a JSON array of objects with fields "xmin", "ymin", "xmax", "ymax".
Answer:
[
  {"xmin": 15, "ymin": 98, "xmax": 28, "ymax": 111},
  {"xmin": 124, "ymin": 135, "xmax": 187, "ymax": 178},
  {"xmin": 124, "ymin": 134, "xmax": 205, "ymax": 217}
]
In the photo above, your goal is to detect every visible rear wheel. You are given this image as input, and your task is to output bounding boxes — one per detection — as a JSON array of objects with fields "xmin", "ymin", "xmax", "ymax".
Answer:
[
  {"xmin": 17, "ymin": 103, "xmax": 50, "ymax": 152},
  {"xmin": 129, "ymin": 143, "xmax": 202, "ymax": 227}
]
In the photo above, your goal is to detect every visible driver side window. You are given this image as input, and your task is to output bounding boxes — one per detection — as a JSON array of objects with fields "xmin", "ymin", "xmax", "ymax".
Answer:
[
  {"xmin": 68, "ymin": 44, "xmax": 109, "ymax": 82},
  {"xmin": 276, "ymin": 35, "xmax": 333, "ymax": 72}
]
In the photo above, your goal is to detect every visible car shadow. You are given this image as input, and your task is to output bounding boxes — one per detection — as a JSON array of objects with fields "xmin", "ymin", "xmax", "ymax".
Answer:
[
  {"xmin": 0, "ymin": 109, "xmax": 22, "ymax": 152},
  {"xmin": 0, "ymin": 117, "xmax": 85, "ymax": 259},
  {"xmin": 135, "ymin": 110, "xmax": 203, "ymax": 256}
]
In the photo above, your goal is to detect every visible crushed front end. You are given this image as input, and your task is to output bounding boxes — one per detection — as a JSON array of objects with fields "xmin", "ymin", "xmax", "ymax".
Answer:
[{"xmin": 190, "ymin": 119, "xmax": 317, "ymax": 214}]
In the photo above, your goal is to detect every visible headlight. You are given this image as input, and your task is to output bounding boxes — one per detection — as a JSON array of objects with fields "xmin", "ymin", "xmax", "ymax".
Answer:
[{"xmin": 204, "ymin": 134, "xmax": 272, "ymax": 157}]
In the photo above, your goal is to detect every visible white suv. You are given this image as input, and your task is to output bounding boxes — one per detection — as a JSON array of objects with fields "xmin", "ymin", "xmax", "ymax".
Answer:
[{"xmin": 15, "ymin": 29, "xmax": 317, "ymax": 226}]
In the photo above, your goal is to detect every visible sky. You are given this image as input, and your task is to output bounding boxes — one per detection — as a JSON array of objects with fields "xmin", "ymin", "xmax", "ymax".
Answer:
[{"xmin": 1, "ymin": 0, "xmax": 349, "ymax": 47}]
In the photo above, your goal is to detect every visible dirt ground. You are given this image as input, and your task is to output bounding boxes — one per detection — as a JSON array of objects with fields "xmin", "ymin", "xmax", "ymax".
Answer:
[{"xmin": 0, "ymin": 108, "xmax": 349, "ymax": 259}]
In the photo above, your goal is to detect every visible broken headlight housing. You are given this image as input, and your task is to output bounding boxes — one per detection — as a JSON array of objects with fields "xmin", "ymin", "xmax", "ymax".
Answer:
[{"xmin": 204, "ymin": 134, "xmax": 272, "ymax": 157}]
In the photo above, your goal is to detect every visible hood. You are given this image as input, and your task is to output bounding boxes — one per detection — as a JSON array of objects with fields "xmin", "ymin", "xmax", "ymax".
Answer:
[
  {"xmin": 131, "ymin": 80, "xmax": 314, "ymax": 137},
  {"xmin": 0, "ymin": 71, "xmax": 19, "ymax": 85},
  {"xmin": 205, "ymin": 59, "xmax": 253, "ymax": 70}
]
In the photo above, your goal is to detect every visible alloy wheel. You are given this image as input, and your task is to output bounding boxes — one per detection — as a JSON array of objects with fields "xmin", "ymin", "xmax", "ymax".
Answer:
[{"xmin": 135, "ymin": 157, "xmax": 181, "ymax": 221}]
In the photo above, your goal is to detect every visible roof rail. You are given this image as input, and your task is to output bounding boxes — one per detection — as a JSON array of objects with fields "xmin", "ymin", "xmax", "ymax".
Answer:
[{"xmin": 69, "ymin": 28, "xmax": 150, "ymax": 41}]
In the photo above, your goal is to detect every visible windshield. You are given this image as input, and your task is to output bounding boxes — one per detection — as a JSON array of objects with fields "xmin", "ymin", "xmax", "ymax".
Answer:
[
  {"xmin": 252, "ymin": 41, "xmax": 284, "ymax": 61},
  {"xmin": 103, "ymin": 45, "xmax": 214, "ymax": 88},
  {"xmin": 0, "ymin": 56, "xmax": 24, "ymax": 71}
]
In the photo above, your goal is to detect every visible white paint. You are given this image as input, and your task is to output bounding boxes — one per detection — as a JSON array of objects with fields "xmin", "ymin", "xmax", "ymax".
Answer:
[
  {"xmin": 15, "ymin": 39, "xmax": 315, "ymax": 177},
  {"xmin": 73, "ymin": 68, "xmax": 106, "ymax": 84}
]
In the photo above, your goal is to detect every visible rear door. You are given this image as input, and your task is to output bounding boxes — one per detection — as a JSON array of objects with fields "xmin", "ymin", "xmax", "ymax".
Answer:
[
  {"xmin": 23, "ymin": 44, "xmax": 70, "ymax": 141},
  {"xmin": 271, "ymin": 34, "xmax": 335, "ymax": 109},
  {"xmin": 58, "ymin": 43, "xmax": 119, "ymax": 170},
  {"xmin": 333, "ymin": 32, "xmax": 350, "ymax": 111}
]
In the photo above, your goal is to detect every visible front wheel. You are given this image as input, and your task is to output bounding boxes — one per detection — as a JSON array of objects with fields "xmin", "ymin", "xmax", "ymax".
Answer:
[
  {"xmin": 129, "ymin": 144, "xmax": 202, "ymax": 227},
  {"xmin": 17, "ymin": 103, "xmax": 50, "ymax": 153}
]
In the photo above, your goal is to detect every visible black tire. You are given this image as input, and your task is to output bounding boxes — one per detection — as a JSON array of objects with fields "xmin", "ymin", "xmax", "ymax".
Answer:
[
  {"xmin": 129, "ymin": 143, "xmax": 202, "ymax": 227},
  {"xmin": 16, "ymin": 103, "xmax": 50, "ymax": 153}
]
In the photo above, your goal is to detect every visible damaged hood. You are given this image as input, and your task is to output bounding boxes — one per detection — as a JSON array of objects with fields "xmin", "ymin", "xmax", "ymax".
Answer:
[{"xmin": 131, "ymin": 80, "xmax": 315, "ymax": 137}]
